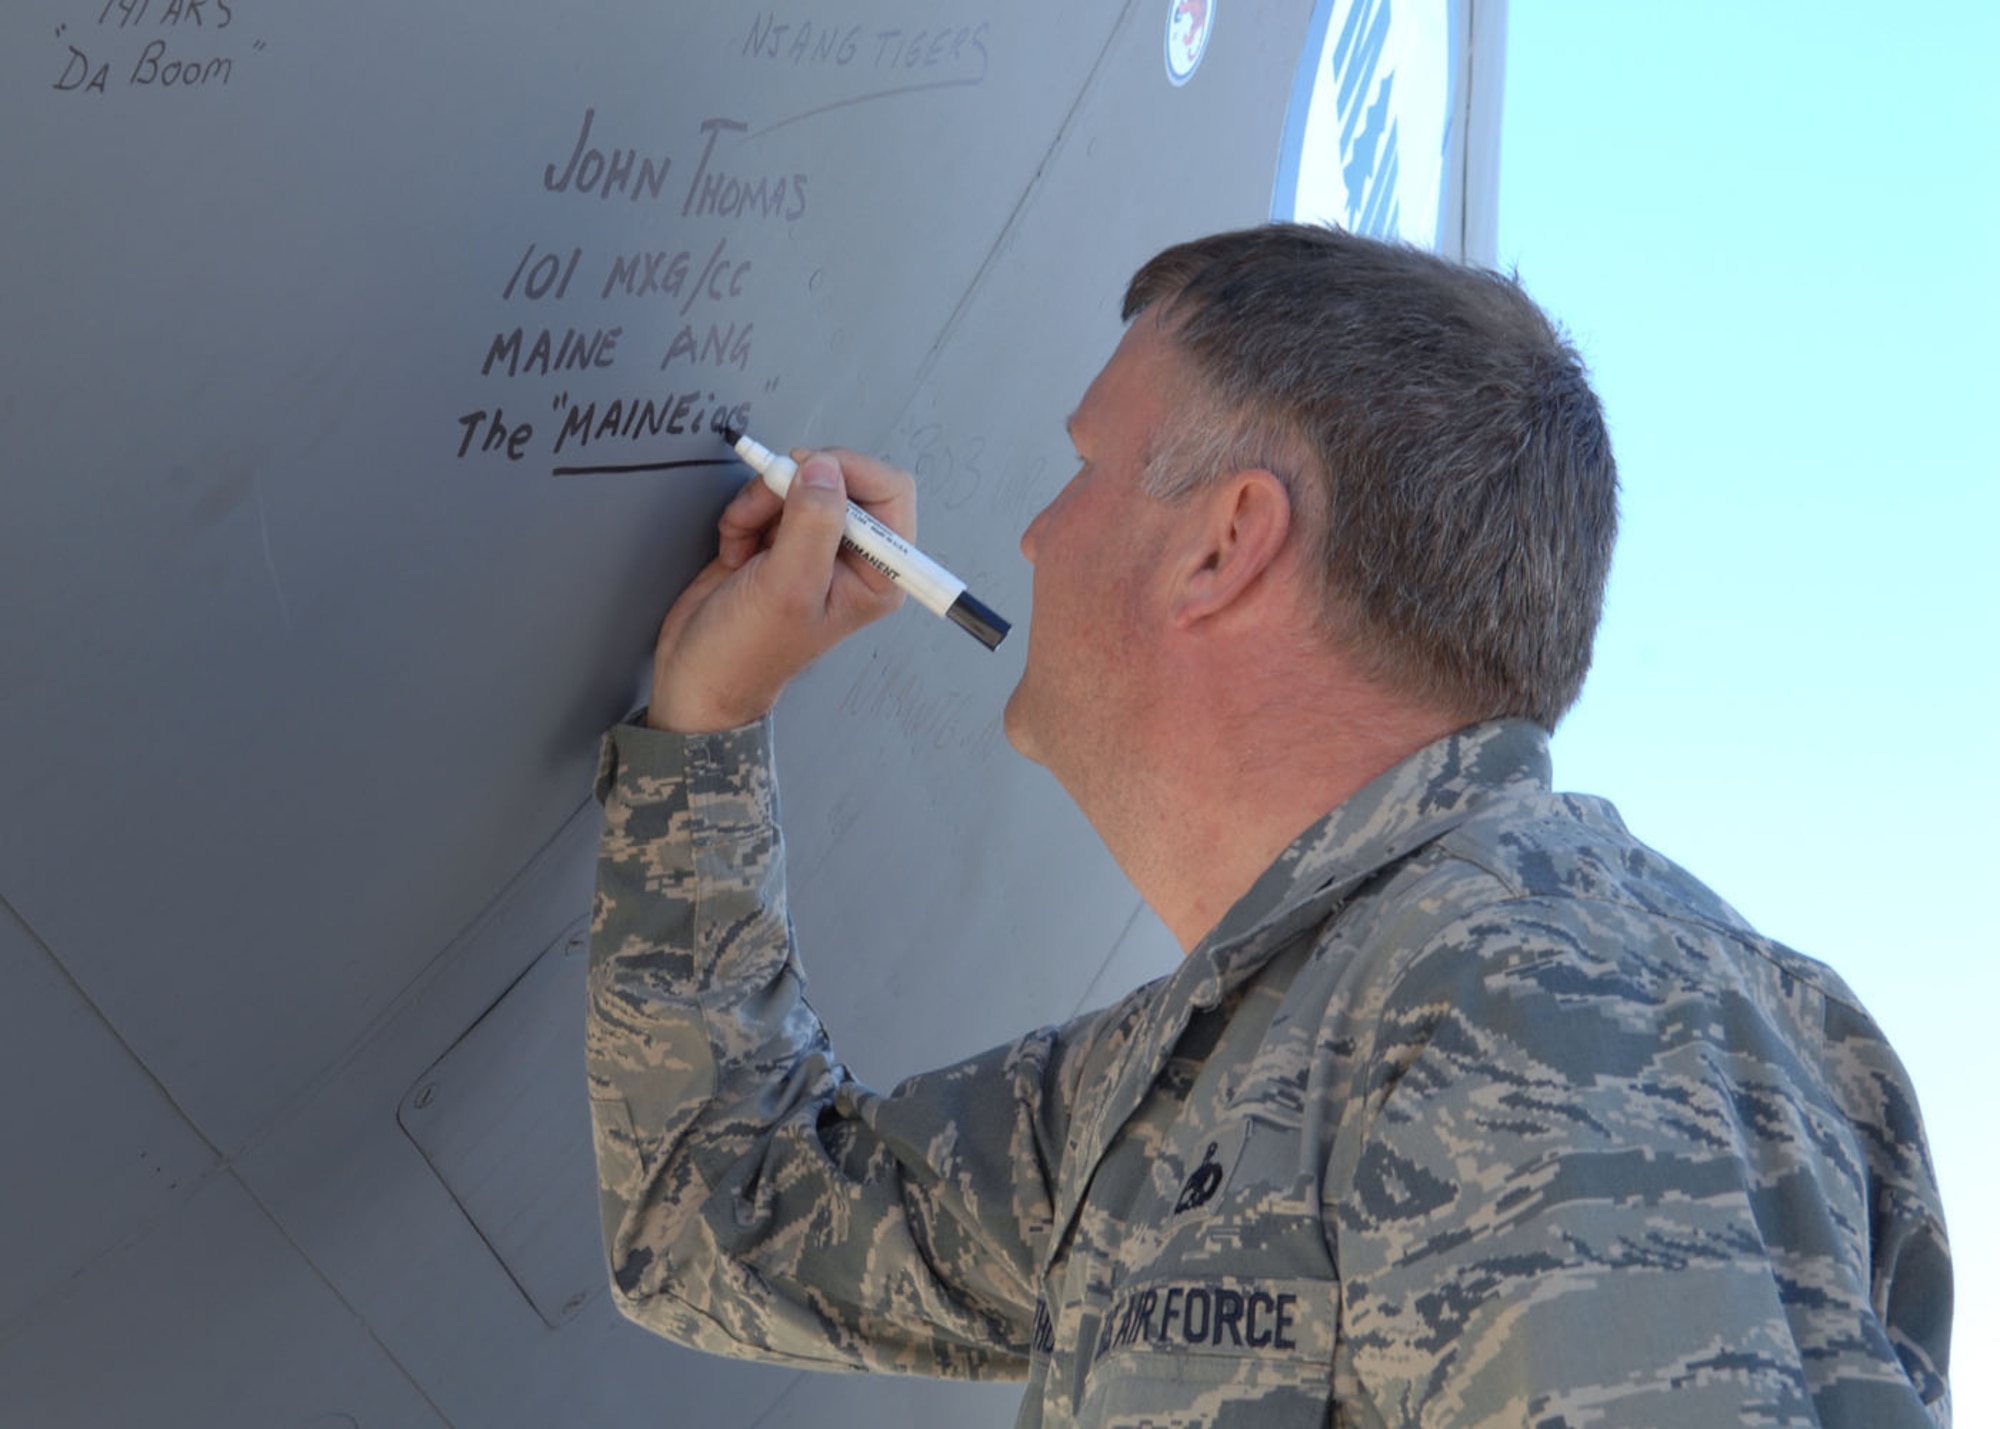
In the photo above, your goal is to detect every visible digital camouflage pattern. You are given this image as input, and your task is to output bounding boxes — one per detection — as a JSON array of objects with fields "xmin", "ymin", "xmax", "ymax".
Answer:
[{"xmin": 588, "ymin": 717, "xmax": 1951, "ymax": 1427}]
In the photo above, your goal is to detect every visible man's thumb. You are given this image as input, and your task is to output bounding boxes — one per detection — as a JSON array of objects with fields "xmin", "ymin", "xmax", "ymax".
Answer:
[
  {"xmin": 795, "ymin": 452, "xmax": 844, "ymax": 496},
  {"xmin": 770, "ymin": 452, "xmax": 848, "ymax": 576}
]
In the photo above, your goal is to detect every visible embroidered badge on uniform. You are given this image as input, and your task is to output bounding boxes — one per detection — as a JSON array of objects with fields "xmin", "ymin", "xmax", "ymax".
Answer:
[
  {"xmin": 1169, "ymin": 1120, "xmax": 1248, "ymax": 1220},
  {"xmin": 1175, "ymin": 1143, "xmax": 1227, "ymax": 1212}
]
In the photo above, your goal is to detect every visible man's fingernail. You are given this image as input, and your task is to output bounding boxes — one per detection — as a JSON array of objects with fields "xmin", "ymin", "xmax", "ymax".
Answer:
[{"xmin": 799, "ymin": 456, "xmax": 840, "ymax": 490}]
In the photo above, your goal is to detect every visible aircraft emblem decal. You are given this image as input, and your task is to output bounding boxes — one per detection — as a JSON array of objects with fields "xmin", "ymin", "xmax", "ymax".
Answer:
[{"xmin": 1166, "ymin": 0, "xmax": 1214, "ymax": 87}]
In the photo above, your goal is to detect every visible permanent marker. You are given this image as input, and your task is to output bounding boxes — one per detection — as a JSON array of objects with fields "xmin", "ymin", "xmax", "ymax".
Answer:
[{"xmin": 723, "ymin": 426, "xmax": 1010, "ymax": 651}]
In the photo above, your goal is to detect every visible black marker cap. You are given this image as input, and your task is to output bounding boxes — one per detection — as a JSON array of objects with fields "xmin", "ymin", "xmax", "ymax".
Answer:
[{"xmin": 946, "ymin": 591, "xmax": 1010, "ymax": 650}]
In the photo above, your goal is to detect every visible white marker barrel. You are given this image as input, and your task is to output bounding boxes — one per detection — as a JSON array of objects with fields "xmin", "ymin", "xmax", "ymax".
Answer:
[{"xmin": 729, "ymin": 431, "xmax": 1008, "ymax": 649}]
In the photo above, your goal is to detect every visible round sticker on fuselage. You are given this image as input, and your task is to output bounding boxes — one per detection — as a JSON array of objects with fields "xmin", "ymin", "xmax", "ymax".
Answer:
[{"xmin": 1166, "ymin": 0, "xmax": 1214, "ymax": 86}]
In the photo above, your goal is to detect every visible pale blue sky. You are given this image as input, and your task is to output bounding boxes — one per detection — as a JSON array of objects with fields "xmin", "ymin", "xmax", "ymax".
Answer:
[{"xmin": 1498, "ymin": 3, "xmax": 1996, "ymax": 1419}]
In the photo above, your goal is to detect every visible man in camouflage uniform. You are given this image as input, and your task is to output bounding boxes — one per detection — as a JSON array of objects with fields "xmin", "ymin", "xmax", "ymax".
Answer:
[{"xmin": 587, "ymin": 226, "xmax": 1952, "ymax": 1425}]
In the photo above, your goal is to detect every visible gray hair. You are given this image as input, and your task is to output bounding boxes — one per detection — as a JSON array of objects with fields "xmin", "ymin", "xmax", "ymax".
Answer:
[{"xmin": 1124, "ymin": 224, "xmax": 1619, "ymax": 730}]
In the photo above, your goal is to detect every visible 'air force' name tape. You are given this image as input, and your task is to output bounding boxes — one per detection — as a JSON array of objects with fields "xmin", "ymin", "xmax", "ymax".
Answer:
[{"xmin": 1086, "ymin": 1279, "xmax": 1330, "ymax": 1363}]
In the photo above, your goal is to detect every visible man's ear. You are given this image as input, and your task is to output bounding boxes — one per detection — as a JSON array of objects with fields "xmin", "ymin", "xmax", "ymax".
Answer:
[{"xmin": 1169, "ymin": 469, "xmax": 1294, "ymax": 628}]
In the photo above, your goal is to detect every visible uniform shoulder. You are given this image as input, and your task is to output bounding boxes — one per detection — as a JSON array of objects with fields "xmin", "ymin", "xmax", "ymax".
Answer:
[
  {"xmin": 1431, "ymin": 786, "xmax": 1761, "ymax": 937},
  {"xmin": 1292, "ymin": 784, "xmax": 1864, "ymax": 1028},
  {"xmin": 1360, "ymin": 787, "xmax": 1883, "ymax": 1053}
]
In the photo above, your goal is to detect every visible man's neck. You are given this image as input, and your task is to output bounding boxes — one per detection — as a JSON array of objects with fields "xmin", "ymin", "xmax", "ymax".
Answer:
[{"xmin": 1093, "ymin": 664, "xmax": 1463, "ymax": 953}]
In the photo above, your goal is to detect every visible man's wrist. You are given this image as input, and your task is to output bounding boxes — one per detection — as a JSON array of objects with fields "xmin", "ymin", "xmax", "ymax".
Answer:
[{"xmin": 646, "ymin": 686, "xmax": 778, "ymax": 735}]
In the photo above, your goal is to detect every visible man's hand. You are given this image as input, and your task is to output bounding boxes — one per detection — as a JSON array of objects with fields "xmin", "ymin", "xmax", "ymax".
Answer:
[{"xmin": 646, "ymin": 449, "xmax": 915, "ymax": 734}]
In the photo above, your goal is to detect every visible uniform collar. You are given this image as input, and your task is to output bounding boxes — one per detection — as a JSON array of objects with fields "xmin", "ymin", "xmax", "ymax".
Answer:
[
  {"xmin": 1042, "ymin": 719, "xmax": 1553, "ymax": 1278},
  {"xmin": 1179, "ymin": 717, "xmax": 1553, "ymax": 1007}
]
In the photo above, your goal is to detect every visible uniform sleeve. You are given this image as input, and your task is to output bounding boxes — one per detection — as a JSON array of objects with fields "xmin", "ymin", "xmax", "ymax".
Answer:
[
  {"xmin": 1324, "ymin": 899, "xmax": 1952, "ymax": 1428},
  {"xmin": 586, "ymin": 717, "xmax": 1086, "ymax": 1378}
]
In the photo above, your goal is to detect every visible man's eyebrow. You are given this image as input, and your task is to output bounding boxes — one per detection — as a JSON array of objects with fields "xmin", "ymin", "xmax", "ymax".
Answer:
[{"xmin": 1064, "ymin": 412, "xmax": 1080, "ymax": 443}]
